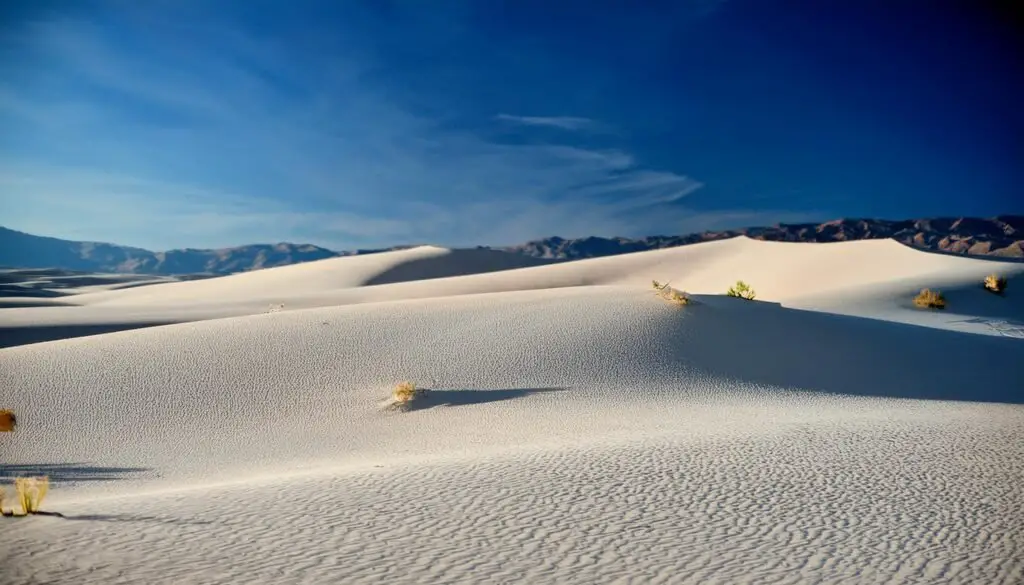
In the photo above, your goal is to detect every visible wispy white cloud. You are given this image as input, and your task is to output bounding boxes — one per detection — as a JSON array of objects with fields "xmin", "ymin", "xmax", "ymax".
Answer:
[
  {"xmin": 0, "ymin": 11, "xmax": 741, "ymax": 251},
  {"xmin": 0, "ymin": 164, "xmax": 413, "ymax": 249},
  {"xmin": 496, "ymin": 113, "xmax": 605, "ymax": 132}
]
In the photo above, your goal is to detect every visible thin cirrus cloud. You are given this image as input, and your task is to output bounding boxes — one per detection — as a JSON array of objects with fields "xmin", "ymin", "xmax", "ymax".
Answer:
[
  {"xmin": 0, "ymin": 11, "xmax": 722, "ymax": 251},
  {"xmin": 495, "ymin": 113, "xmax": 608, "ymax": 133}
]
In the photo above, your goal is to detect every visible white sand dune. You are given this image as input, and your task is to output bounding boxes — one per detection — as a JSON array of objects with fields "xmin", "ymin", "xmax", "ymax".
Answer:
[
  {"xmin": 5, "ymin": 237, "xmax": 1022, "ymax": 346},
  {"xmin": 2, "ymin": 237, "xmax": 1023, "ymax": 584},
  {"xmin": 70, "ymin": 245, "xmax": 556, "ymax": 305}
]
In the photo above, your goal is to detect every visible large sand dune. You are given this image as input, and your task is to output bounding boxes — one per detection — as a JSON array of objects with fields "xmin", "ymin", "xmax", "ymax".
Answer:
[{"xmin": 2, "ymin": 237, "xmax": 1023, "ymax": 584}]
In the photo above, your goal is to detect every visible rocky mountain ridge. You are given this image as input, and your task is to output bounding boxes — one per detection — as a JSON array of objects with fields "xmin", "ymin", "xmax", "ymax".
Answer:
[
  {"xmin": 501, "ymin": 216, "xmax": 1024, "ymax": 261},
  {"xmin": 1, "ymin": 215, "xmax": 1021, "ymax": 275}
]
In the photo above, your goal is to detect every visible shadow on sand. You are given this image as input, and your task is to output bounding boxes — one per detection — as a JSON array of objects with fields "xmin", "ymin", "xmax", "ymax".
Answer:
[
  {"xmin": 52, "ymin": 514, "xmax": 216, "ymax": 526},
  {"xmin": 0, "ymin": 463, "xmax": 150, "ymax": 484},
  {"xmin": 678, "ymin": 293, "xmax": 1024, "ymax": 405},
  {"xmin": 0, "ymin": 322, "xmax": 176, "ymax": 349},
  {"xmin": 0, "ymin": 286, "xmax": 71, "ymax": 298},
  {"xmin": 404, "ymin": 387, "xmax": 569, "ymax": 411},
  {"xmin": 0, "ymin": 299, "xmax": 76, "ymax": 308},
  {"xmin": 362, "ymin": 249, "xmax": 559, "ymax": 287}
]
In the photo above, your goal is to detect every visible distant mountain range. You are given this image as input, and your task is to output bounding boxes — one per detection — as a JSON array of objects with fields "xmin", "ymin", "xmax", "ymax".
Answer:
[
  {"xmin": 502, "ymin": 216, "xmax": 1024, "ymax": 261},
  {"xmin": 0, "ymin": 227, "xmax": 406, "ymax": 275},
  {"xmin": 1, "ymin": 215, "xmax": 1021, "ymax": 275}
]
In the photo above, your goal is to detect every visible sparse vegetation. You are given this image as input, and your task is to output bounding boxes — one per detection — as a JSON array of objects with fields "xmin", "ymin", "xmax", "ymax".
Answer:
[
  {"xmin": 913, "ymin": 288, "xmax": 946, "ymax": 309},
  {"xmin": 0, "ymin": 410, "xmax": 14, "ymax": 432},
  {"xmin": 652, "ymin": 280, "xmax": 690, "ymax": 305},
  {"xmin": 1, "ymin": 477, "xmax": 49, "ymax": 517},
  {"xmin": 726, "ymin": 280, "xmax": 756, "ymax": 300},
  {"xmin": 391, "ymin": 381, "xmax": 428, "ymax": 409},
  {"xmin": 16, "ymin": 477, "xmax": 49, "ymax": 515},
  {"xmin": 984, "ymin": 273, "xmax": 1007, "ymax": 295}
]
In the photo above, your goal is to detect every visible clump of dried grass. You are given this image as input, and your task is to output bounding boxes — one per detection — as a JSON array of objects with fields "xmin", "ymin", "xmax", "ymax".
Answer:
[
  {"xmin": 913, "ymin": 288, "xmax": 946, "ymax": 309},
  {"xmin": 0, "ymin": 410, "xmax": 14, "ymax": 432},
  {"xmin": 1, "ymin": 477, "xmax": 49, "ymax": 517},
  {"xmin": 390, "ymin": 381, "xmax": 428, "ymax": 409},
  {"xmin": 652, "ymin": 280, "xmax": 690, "ymax": 305},
  {"xmin": 984, "ymin": 274, "xmax": 1007, "ymax": 295},
  {"xmin": 726, "ymin": 280, "xmax": 756, "ymax": 300},
  {"xmin": 16, "ymin": 477, "xmax": 49, "ymax": 514}
]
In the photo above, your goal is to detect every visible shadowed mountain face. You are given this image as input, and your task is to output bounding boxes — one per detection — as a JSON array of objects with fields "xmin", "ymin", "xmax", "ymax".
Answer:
[
  {"xmin": 0, "ymin": 227, "xmax": 397, "ymax": 275},
  {"xmin": 2, "ymin": 215, "xmax": 1022, "ymax": 275},
  {"xmin": 501, "ymin": 216, "xmax": 1024, "ymax": 261}
]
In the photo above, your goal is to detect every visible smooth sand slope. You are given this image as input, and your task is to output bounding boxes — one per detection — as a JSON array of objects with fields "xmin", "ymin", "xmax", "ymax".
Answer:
[
  {"xmin": 3, "ymin": 237, "xmax": 1023, "ymax": 346},
  {"xmin": 0, "ymin": 247, "xmax": 557, "ymax": 347},
  {"xmin": 2, "ymin": 237, "xmax": 1023, "ymax": 584}
]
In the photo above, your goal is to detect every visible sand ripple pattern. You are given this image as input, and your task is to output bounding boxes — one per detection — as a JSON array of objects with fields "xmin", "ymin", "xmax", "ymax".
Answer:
[{"xmin": 5, "ymin": 418, "xmax": 1022, "ymax": 585}]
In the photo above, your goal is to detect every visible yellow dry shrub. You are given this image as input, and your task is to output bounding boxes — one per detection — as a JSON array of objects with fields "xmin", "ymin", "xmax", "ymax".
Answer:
[
  {"xmin": 652, "ymin": 280, "xmax": 690, "ymax": 305},
  {"xmin": 984, "ymin": 274, "xmax": 1007, "ymax": 295},
  {"xmin": 913, "ymin": 288, "xmax": 946, "ymax": 309},
  {"xmin": 15, "ymin": 477, "xmax": 49, "ymax": 515},
  {"xmin": 726, "ymin": 280, "xmax": 756, "ymax": 300},
  {"xmin": 392, "ymin": 381, "xmax": 424, "ymax": 406},
  {"xmin": 0, "ymin": 410, "xmax": 14, "ymax": 432}
]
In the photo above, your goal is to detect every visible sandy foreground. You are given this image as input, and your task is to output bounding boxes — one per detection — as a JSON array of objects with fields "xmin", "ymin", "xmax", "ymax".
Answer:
[{"xmin": 1, "ymin": 237, "xmax": 1022, "ymax": 585}]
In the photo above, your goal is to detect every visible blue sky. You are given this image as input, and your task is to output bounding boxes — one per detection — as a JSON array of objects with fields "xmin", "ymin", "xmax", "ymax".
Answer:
[{"xmin": 1, "ymin": 0, "xmax": 1021, "ymax": 251}]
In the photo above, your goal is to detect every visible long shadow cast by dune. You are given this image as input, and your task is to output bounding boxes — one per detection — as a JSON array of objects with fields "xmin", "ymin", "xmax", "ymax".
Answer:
[
  {"xmin": 0, "ymin": 463, "xmax": 150, "ymax": 483},
  {"xmin": 406, "ymin": 387, "xmax": 569, "ymax": 411},
  {"xmin": 0, "ymin": 299, "xmax": 75, "ymax": 308},
  {"xmin": 0, "ymin": 322, "xmax": 176, "ymax": 349},
  {"xmin": 362, "ymin": 249, "xmax": 559, "ymax": 287},
  {"xmin": 675, "ymin": 294, "xmax": 1024, "ymax": 405},
  {"xmin": 0, "ymin": 285, "xmax": 71, "ymax": 298}
]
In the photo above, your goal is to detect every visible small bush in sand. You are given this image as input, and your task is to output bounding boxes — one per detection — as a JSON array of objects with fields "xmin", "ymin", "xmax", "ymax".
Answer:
[
  {"xmin": 726, "ymin": 280, "xmax": 756, "ymax": 301},
  {"xmin": 17, "ymin": 477, "xmax": 49, "ymax": 514},
  {"xmin": 984, "ymin": 274, "xmax": 1007, "ymax": 295},
  {"xmin": 391, "ymin": 381, "xmax": 428, "ymax": 409},
  {"xmin": 652, "ymin": 280, "xmax": 690, "ymax": 305},
  {"xmin": 0, "ymin": 410, "xmax": 14, "ymax": 432},
  {"xmin": 1, "ymin": 477, "xmax": 49, "ymax": 517},
  {"xmin": 913, "ymin": 288, "xmax": 946, "ymax": 309}
]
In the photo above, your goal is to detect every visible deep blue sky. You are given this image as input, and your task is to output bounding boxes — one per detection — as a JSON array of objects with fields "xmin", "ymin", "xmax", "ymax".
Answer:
[{"xmin": 1, "ymin": 0, "xmax": 1021, "ymax": 250}]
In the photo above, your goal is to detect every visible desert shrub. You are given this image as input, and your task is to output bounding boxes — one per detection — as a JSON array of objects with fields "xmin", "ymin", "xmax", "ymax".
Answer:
[
  {"xmin": 984, "ymin": 274, "xmax": 1007, "ymax": 295},
  {"xmin": 391, "ymin": 381, "xmax": 428, "ymax": 408},
  {"xmin": 913, "ymin": 288, "xmax": 946, "ymax": 309},
  {"xmin": 652, "ymin": 280, "xmax": 690, "ymax": 305},
  {"xmin": 14, "ymin": 477, "xmax": 48, "ymax": 515},
  {"xmin": 0, "ymin": 410, "xmax": 14, "ymax": 432},
  {"xmin": 726, "ymin": 280, "xmax": 756, "ymax": 300}
]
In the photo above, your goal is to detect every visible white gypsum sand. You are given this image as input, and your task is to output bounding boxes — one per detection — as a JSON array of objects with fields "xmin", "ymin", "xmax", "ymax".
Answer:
[{"xmin": 1, "ymin": 237, "xmax": 1022, "ymax": 585}]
